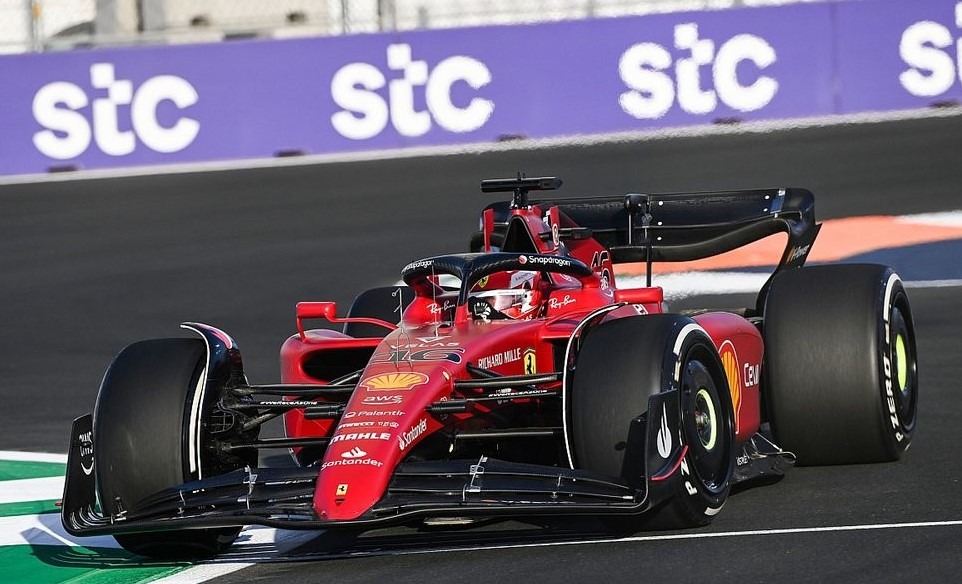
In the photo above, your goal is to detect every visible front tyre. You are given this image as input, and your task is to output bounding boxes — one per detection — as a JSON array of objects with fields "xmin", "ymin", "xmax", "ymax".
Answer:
[
  {"xmin": 94, "ymin": 338, "xmax": 240, "ymax": 558},
  {"xmin": 649, "ymin": 324, "xmax": 735, "ymax": 528},
  {"xmin": 569, "ymin": 316, "xmax": 734, "ymax": 529}
]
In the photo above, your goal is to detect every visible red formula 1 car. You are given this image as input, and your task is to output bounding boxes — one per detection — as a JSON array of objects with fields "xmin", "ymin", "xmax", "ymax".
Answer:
[{"xmin": 62, "ymin": 177, "xmax": 918, "ymax": 558}]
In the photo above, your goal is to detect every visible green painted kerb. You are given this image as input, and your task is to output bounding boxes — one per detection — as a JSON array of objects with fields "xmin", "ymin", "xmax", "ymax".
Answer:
[
  {"xmin": 0, "ymin": 546, "xmax": 188, "ymax": 584},
  {"xmin": 0, "ymin": 457, "xmax": 194, "ymax": 583},
  {"xmin": 0, "ymin": 460, "xmax": 67, "ymax": 482},
  {"xmin": 0, "ymin": 499, "xmax": 61, "ymax": 518}
]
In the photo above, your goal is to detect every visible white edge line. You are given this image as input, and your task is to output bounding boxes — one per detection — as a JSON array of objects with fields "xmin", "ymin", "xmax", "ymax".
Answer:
[
  {"xmin": 0, "ymin": 476, "xmax": 65, "ymax": 505},
  {"xmin": 149, "ymin": 562, "xmax": 253, "ymax": 584},
  {"xmin": 177, "ymin": 519, "xmax": 962, "ymax": 566},
  {"xmin": 263, "ymin": 519, "xmax": 962, "ymax": 564},
  {"xmin": 904, "ymin": 279, "xmax": 962, "ymax": 288},
  {"xmin": 896, "ymin": 210, "xmax": 962, "ymax": 226},
  {"xmin": 1, "ymin": 453, "xmax": 959, "ymax": 573},
  {"xmin": 0, "ymin": 510, "xmax": 122, "ymax": 548},
  {"xmin": 2, "ymin": 106, "xmax": 961, "ymax": 186},
  {"xmin": 616, "ymin": 273, "xmax": 962, "ymax": 299},
  {"xmin": 391, "ymin": 519, "xmax": 962, "ymax": 557},
  {"xmin": 0, "ymin": 451, "xmax": 68, "ymax": 464},
  {"xmin": 150, "ymin": 529, "xmax": 315, "ymax": 584}
]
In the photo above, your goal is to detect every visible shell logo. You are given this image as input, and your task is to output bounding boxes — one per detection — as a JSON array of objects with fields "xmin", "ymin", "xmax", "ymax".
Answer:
[
  {"xmin": 719, "ymin": 340, "xmax": 741, "ymax": 424},
  {"xmin": 361, "ymin": 372, "xmax": 429, "ymax": 391}
]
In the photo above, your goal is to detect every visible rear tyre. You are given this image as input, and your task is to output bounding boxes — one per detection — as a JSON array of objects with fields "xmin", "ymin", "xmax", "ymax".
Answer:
[
  {"xmin": 94, "ymin": 338, "xmax": 240, "ymax": 559},
  {"xmin": 343, "ymin": 286, "xmax": 414, "ymax": 338},
  {"xmin": 469, "ymin": 230, "xmax": 505, "ymax": 253},
  {"xmin": 570, "ymin": 316, "xmax": 735, "ymax": 529},
  {"xmin": 763, "ymin": 264, "xmax": 918, "ymax": 465}
]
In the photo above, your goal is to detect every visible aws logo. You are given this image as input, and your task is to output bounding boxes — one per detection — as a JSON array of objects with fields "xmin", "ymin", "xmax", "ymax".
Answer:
[
  {"xmin": 360, "ymin": 372, "xmax": 428, "ymax": 391},
  {"xmin": 719, "ymin": 340, "xmax": 741, "ymax": 430}
]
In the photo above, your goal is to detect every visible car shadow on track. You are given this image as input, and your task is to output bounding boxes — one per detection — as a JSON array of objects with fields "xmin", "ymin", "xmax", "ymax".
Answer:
[
  {"xmin": 238, "ymin": 518, "xmax": 626, "ymax": 563},
  {"xmin": 268, "ymin": 479, "xmax": 789, "ymax": 562},
  {"xmin": 26, "ymin": 542, "xmax": 190, "ymax": 570}
]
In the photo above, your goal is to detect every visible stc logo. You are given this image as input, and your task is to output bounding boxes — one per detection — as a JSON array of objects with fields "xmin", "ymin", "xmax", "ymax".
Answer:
[
  {"xmin": 32, "ymin": 63, "xmax": 199, "ymax": 160},
  {"xmin": 331, "ymin": 43, "xmax": 494, "ymax": 140},
  {"xmin": 899, "ymin": 3, "xmax": 962, "ymax": 98},
  {"xmin": 619, "ymin": 23, "xmax": 778, "ymax": 119}
]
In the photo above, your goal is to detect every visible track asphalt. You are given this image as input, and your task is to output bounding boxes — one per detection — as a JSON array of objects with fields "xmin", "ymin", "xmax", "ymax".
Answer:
[{"xmin": 1, "ymin": 112, "xmax": 960, "ymax": 582}]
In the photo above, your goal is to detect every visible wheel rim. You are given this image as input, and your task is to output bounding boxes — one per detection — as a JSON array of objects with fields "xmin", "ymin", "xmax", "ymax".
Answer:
[
  {"xmin": 694, "ymin": 388, "xmax": 718, "ymax": 451},
  {"xmin": 895, "ymin": 333, "xmax": 908, "ymax": 394},
  {"xmin": 889, "ymin": 305, "xmax": 916, "ymax": 424},
  {"xmin": 681, "ymin": 352, "xmax": 731, "ymax": 495}
]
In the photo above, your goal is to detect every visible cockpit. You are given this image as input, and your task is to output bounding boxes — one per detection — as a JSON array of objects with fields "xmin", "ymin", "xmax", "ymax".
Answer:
[{"xmin": 400, "ymin": 253, "xmax": 601, "ymax": 325}]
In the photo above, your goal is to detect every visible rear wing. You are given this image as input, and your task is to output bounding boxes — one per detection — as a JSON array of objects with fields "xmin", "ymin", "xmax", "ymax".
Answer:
[
  {"xmin": 480, "ymin": 183, "xmax": 821, "ymax": 313},
  {"xmin": 483, "ymin": 187, "xmax": 819, "ymax": 269}
]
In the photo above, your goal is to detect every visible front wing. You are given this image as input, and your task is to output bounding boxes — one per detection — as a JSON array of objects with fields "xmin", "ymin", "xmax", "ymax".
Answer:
[{"xmin": 62, "ymin": 391, "xmax": 709, "ymax": 536}]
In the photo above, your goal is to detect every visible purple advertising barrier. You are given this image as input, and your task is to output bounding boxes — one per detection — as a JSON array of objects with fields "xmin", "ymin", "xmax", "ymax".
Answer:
[
  {"xmin": 835, "ymin": 0, "xmax": 962, "ymax": 112},
  {"xmin": 0, "ymin": 0, "xmax": 957, "ymax": 176}
]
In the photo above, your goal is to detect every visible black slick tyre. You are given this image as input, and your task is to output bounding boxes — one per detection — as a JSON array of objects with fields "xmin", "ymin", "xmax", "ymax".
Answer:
[
  {"xmin": 763, "ymin": 264, "xmax": 918, "ymax": 465},
  {"xmin": 343, "ymin": 286, "xmax": 414, "ymax": 338},
  {"xmin": 569, "ymin": 315, "xmax": 735, "ymax": 529},
  {"xmin": 93, "ymin": 338, "xmax": 240, "ymax": 558}
]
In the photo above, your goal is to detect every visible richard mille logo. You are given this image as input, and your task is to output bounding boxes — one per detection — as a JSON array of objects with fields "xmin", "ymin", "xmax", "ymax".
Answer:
[{"xmin": 656, "ymin": 404, "xmax": 672, "ymax": 459}]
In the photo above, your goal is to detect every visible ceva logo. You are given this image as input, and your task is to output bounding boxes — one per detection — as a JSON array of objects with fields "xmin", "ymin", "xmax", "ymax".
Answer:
[
  {"xmin": 618, "ymin": 23, "xmax": 779, "ymax": 119},
  {"xmin": 899, "ymin": 3, "xmax": 962, "ymax": 98},
  {"xmin": 330, "ymin": 43, "xmax": 494, "ymax": 140},
  {"xmin": 32, "ymin": 63, "xmax": 200, "ymax": 160}
]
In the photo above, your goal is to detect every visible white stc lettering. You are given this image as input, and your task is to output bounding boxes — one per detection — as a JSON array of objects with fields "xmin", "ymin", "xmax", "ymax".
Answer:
[
  {"xmin": 619, "ymin": 23, "xmax": 778, "ymax": 119},
  {"xmin": 32, "ymin": 63, "xmax": 200, "ymax": 159},
  {"xmin": 331, "ymin": 43, "xmax": 494, "ymax": 140},
  {"xmin": 898, "ymin": 7, "xmax": 962, "ymax": 98}
]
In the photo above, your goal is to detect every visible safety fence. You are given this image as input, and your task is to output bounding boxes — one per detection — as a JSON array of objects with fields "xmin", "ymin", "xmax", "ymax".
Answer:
[{"xmin": 0, "ymin": 0, "xmax": 818, "ymax": 53}]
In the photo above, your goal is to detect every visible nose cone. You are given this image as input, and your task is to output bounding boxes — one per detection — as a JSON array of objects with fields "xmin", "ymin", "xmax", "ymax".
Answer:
[
  {"xmin": 314, "ymin": 438, "xmax": 396, "ymax": 520},
  {"xmin": 313, "ymin": 369, "xmax": 444, "ymax": 521}
]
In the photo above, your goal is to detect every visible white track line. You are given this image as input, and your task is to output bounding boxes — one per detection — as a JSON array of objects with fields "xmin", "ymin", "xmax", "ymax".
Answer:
[
  {"xmin": 0, "ymin": 451, "xmax": 68, "ymax": 464},
  {"xmin": 896, "ymin": 210, "xmax": 962, "ymax": 226},
  {"xmin": 399, "ymin": 519, "xmax": 962, "ymax": 556},
  {"xmin": 151, "ymin": 528, "xmax": 317, "ymax": 584},
  {"xmin": 1, "ymin": 106, "xmax": 961, "ymax": 186},
  {"xmin": 276, "ymin": 519, "xmax": 962, "ymax": 562},
  {"xmin": 0, "ymin": 477, "xmax": 64, "ymax": 505},
  {"xmin": 0, "ymin": 512, "xmax": 120, "ymax": 548},
  {"xmin": 617, "ymin": 273, "xmax": 962, "ymax": 299},
  {"xmin": 4, "ymin": 452, "xmax": 961, "ymax": 578},
  {"xmin": 0, "ymin": 454, "xmax": 312, "ymax": 583},
  {"xmin": 905, "ymin": 279, "xmax": 962, "ymax": 288}
]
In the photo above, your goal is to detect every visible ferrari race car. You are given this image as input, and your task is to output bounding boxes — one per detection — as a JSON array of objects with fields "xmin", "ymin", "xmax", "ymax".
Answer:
[{"xmin": 62, "ymin": 176, "xmax": 918, "ymax": 559}]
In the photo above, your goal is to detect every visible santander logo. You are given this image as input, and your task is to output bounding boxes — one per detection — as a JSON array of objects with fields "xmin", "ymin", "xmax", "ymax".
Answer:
[
  {"xmin": 398, "ymin": 418, "xmax": 428, "ymax": 451},
  {"xmin": 341, "ymin": 447, "xmax": 367, "ymax": 459}
]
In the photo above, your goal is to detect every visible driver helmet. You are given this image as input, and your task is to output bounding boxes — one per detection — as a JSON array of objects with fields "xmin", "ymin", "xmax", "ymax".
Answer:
[{"xmin": 470, "ymin": 270, "xmax": 543, "ymax": 320}]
